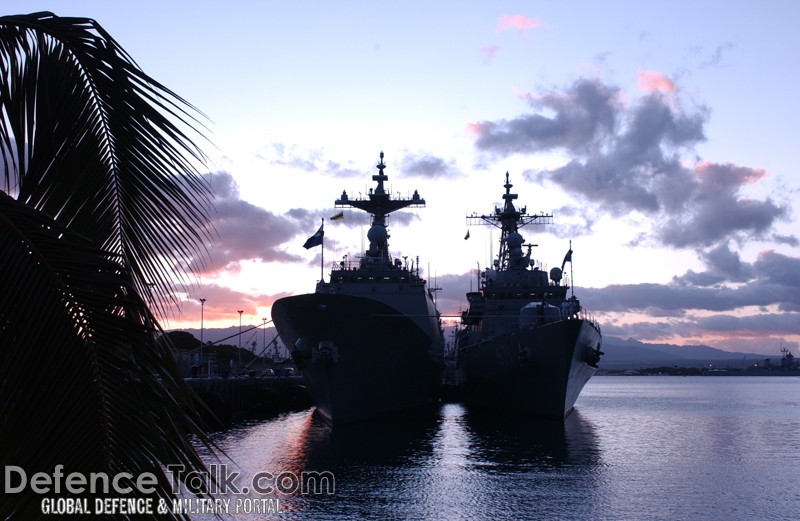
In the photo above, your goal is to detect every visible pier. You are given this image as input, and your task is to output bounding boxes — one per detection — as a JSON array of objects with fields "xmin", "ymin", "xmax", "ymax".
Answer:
[{"xmin": 185, "ymin": 376, "xmax": 311, "ymax": 429}]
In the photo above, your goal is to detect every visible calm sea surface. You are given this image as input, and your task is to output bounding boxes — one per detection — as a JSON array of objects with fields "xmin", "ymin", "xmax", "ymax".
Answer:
[{"xmin": 192, "ymin": 377, "xmax": 800, "ymax": 520}]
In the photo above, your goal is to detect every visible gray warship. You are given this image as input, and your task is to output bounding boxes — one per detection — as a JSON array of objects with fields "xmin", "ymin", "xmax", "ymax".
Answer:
[
  {"xmin": 271, "ymin": 152, "xmax": 445, "ymax": 425},
  {"xmin": 455, "ymin": 173, "xmax": 603, "ymax": 418}
]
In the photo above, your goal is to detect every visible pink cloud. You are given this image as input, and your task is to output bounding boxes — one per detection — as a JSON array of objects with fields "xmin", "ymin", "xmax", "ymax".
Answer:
[
  {"xmin": 465, "ymin": 121, "xmax": 491, "ymax": 136},
  {"xmin": 512, "ymin": 87, "xmax": 534, "ymax": 102},
  {"xmin": 162, "ymin": 283, "xmax": 292, "ymax": 329},
  {"xmin": 497, "ymin": 14, "xmax": 542, "ymax": 33},
  {"xmin": 637, "ymin": 70, "xmax": 678, "ymax": 93},
  {"xmin": 695, "ymin": 161, "xmax": 769, "ymax": 190}
]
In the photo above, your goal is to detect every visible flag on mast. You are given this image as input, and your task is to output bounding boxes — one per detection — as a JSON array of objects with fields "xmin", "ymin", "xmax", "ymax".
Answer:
[
  {"xmin": 561, "ymin": 246, "xmax": 573, "ymax": 271},
  {"xmin": 303, "ymin": 222, "xmax": 324, "ymax": 249}
]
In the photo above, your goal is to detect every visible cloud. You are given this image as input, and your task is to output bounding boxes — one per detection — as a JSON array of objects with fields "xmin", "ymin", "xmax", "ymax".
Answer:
[
  {"xmin": 578, "ymin": 250, "xmax": 800, "ymax": 353},
  {"xmin": 496, "ymin": 15, "xmax": 542, "ymax": 34},
  {"xmin": 581, "ymin": 250, "xmax": 800, "ymax": 316},
  {"xmin": 698, "ymin": 42, "xmax": 736, "ymax": 70},
  {"xmin": 257, "ymin": 143, "xmax": 362, "ymax": 178},
  {"xmin": 657, "ymin": 163, "xmax": 785, "ymax": 248},
  {"xmin": 480, "ymin": 45, "xmax": 501, "ymax": 64},
  {"xmin": 772, "ymin": 234, "xmax": 800, "ymax": 247},
  {"xmin": 398, "ymin": 151, "xmax": 463, "ymax": 178},
  {"xmin": 752, "ymin": 249, "xmax": 800, "ymax": 293},
  {"xmin": 674, "ymin": 243, "xmax": 753, "ymax": 286},
  {"xmin": 259, "ymin": 144, "xmax": 464, "ymax": 182},
  {"xmin": 473, "ymin": 79, "xmax": 620, "ymax": 156},
  {"xmin": 166, "ymin": 283, "xmax": 292, "ymax": 326},
  {"xmin": 472, "ymin": 77, "xmax": 789, "ymax": 250},
  {"xmin": 201, "ymin": 172, "xmax": 304, "ymax": 269},
  {"xmin": 637, "ymin": 70, "xmax": 678, "ymax": 93}
]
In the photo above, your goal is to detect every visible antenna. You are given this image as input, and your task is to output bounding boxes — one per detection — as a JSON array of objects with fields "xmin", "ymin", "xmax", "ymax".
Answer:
[{"xmin": 570, "ymin": 240, "xmax": 574, "ymax": 298}]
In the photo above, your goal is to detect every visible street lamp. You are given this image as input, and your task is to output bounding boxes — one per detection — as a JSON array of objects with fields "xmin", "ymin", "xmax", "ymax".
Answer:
[
  {"xmin": 262, "ymin": 317, "xmax": 267, "ymax": 358},
  {"xmin": 237, "ymin": 310, "xmax": 244, "ymax": 369},
  {"xmin": 199, "ymin": 298, "xmax": 206, "ymax": 375}
]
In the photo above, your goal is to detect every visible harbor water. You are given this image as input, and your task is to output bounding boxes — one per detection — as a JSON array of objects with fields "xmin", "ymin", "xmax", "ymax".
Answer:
[{"xmin": 191, "ymin": 377, "xmax": 800, "ymax": 520}]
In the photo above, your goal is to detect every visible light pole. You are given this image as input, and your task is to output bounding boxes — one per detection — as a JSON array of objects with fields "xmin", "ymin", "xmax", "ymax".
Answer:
[
  {"xmin": 199, "ymin": 298, "xmax": 206, "ymax": 375},
  {"xmin": 237, "ymin": 310, "xmax": 244, "ymax": 369},
  {"xmin": 262, "ymin": 317, "xmax": 267, "ymax": 358}
]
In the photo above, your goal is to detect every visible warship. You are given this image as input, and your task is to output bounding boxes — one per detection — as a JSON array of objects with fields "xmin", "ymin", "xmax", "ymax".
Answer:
[
  {"xmin": 455, "ymin": 173, "xmax": 603, "ymax": 419},
  {"xmin": 271, "ymin": 152, "xmax": 445, "ymax": 425}
]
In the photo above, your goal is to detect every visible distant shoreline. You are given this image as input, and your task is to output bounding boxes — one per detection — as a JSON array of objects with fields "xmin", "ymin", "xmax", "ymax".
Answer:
[{"xmin": 598, "ymin": 368, "xmax": 800, "ymax": 377}]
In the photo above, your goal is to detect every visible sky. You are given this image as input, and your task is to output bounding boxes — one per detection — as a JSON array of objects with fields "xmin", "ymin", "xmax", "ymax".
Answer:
[{"xmin": 8, "ymin": 1, "xmax": 800, "ymax": 355}]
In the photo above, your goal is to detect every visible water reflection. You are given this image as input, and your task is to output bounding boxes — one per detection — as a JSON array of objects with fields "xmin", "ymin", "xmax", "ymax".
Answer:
[
  {"xmin": 194, "ymin": 379, "xmax": 800, "ymax": 520},
  {"xmin": 412, "ymin": 404, "xmax": 604, "ymax": 520},
  {"xmin": 197, "ymin": 404, "xmax": 605, "ymax": 520},
  {"xmin": 462, "ymin": 406, "xmax": 602, "ymax": 470},
  {"xmin": 299, "ymin": 406, "xmax": 441, "ymax": 469}
]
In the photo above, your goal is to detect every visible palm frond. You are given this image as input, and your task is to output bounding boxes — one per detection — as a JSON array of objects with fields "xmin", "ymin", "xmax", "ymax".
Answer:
[
  {"xmin": 0, "ymin": 193, "xmax": 213, "ymax": 519},
  {"xmin": 0, "ymin": 12, "xmax": 224, "ymax": 519},
  {"xmin": 0, "ymin": 11, "xmax": 214, "ymax": 317}
]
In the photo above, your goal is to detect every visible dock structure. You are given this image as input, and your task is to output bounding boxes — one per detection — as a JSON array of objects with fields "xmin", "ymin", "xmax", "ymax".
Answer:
[{"xmin": 185, "ymin": 376, "xmax": 310, "ymax": 428}]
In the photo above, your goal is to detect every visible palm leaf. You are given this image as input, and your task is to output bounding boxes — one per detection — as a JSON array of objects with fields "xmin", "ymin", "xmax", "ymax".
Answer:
[
  {"xmin": 0, "ymin": 193, "xmax": 214, "ymax": 519},
  {"xmin": 0, "ymin": 12, "xmax": 222, "ymax": 519},
  {"xmin": 0, "ymin": 11, "xmax": 213, "ymax": 317}
]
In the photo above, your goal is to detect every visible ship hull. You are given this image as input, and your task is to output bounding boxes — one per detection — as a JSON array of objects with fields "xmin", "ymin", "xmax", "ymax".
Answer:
[
  {"xmin": 271, "ymin": 293, "xmax": 444, "ymax": 425},
  {"xmin": 456, "ymin": 318, "xmax": 601, "ymax": 419}
]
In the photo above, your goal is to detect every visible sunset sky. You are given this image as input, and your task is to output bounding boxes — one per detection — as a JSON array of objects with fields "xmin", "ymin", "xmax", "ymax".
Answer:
[{"xmin": 11, "ymin": 1, "xmax": 800, "ymax": 354}]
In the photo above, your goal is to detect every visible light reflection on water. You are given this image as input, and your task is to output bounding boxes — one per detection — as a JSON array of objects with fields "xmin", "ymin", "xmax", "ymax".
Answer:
[{"xmin": 193, "ymin": 377, "xmax": 800, "ymax": 520}]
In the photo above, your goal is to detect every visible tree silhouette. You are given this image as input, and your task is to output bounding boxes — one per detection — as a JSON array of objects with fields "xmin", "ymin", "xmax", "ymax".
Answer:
[{"xmin": 1, "ymin": 12, "xmax": 216, "ymax": 518}]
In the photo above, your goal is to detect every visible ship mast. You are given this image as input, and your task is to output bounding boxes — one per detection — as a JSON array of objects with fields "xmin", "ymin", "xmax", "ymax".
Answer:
[
  {"xmin": 335, "ymin": 152, "xmax": 425, "ymax": 266},
  {"xmin": 466, "ymin": 172, "xmax": 553, "ymax": 271}
]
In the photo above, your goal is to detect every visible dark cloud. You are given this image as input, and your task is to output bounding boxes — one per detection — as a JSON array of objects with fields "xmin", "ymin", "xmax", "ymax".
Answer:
[
  {"xmin": 600, "ymin": 320, "xmax": 679, "ymax": 341},
  {"xmin": 697, "ymin": 242, "xmax": 753, "ymax": 283},
  {"xmin": 473, "ymin": 79, "xmax": 619, "ymax": 156},
  {"xmin": 539, "ymin": 204, "xmax": 597, "ymax": 239},
  {"xmin": 752, "ymin": 249, "xmax": 800, "ymax": 291},
  {"xmin": 581, "ymin": 250, "xmax": 800, "ymax": 316},
  {"xmin": 533, "ymin": 93, "xmax": 706, "ymax": 217},
  {"xmin": 773, "ymin": 234, "xmax": 800, "ymax": 247},
  {"xmin": 657, "ymin": 163, "xmax": 786, "ymax": 248},
  {"xmin": 397, "ymin": 151, "xmax": 463, "ymax": 178},
  {"xmin": 581, "ymin": 273, "xmax": 800, "ymax": 351},
  {"xmin": 694, "ymin": 312, "xmax": 800, "ymax": 335},
  {"xmin": 191, "ymin": 172, "xmax": 305, "ymax": 273}
]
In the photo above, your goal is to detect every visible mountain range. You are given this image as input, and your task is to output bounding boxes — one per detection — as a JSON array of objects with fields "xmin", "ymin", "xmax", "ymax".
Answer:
[{"xmin": 598, "ymin": 336, "xmax": 770, "ymax": 370}]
